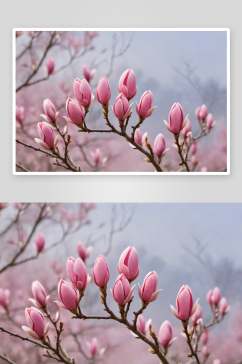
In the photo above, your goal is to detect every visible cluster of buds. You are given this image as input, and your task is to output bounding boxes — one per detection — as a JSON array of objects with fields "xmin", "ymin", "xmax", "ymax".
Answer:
[
  {"xmin": 206, "ymin": 287, "xmax": 230, "ymax": 318},
  {"xmin": 195, "ymin": 104, "xmax": 216, "ymax": 134}
]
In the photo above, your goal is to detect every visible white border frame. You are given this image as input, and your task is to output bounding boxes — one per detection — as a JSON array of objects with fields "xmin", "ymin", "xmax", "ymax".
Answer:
[{"xmin": 13, "ymin": 28, "xmax": 230, "ymax": 176}]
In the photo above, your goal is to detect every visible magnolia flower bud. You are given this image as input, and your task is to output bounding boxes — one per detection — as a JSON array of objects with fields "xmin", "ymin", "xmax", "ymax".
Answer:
[
  {"xmin": 35, "ymin": 233, "xmax": 45, "ymax": 253},
  {"xmin": 199, "ymin": 104, "xmax": 208, "ymax": 120},
  {"xmin": 63, "ymin": 98, "xmax": 84, "ymax": 126},
  {"xmin": 88, "ymin": 337, "xmax": 98, "ymax": 357},
  {"xmin": 93, "ymin": 255, "xmax": 110, "ymax": 288},
  {"xmin": 111, "ymin": 274, "xmax": 135, "ymax": 306},
  {"xmin": 195, "ymin": 107, "xmax": 201, "ymax": 121},
  {"xmin": 164, "ymin": 103, "xmax": 188, "ymax": 135},
  {"xmin": 136, "ymin": 315, "xmax": 151, "ymax": 336},
  {"xmin": 182, "ymin": 119, "xmax": 192, "ymax": 137},
  {"xmin": 192, "ymin": 303, "xmax": 203, "ymax": 325},
  {"xmin": 22, "ymin": 307, "xmax": 49, "ymax": 340},
  {"xmin": 190, "ymin": 140, "xmax": 197, "ymax": 154},
  {"xmin": 138, "ymin": 271, "xmax": 162, "ymax": 304},
  {"xmin": 46, "ymin": 57, "xmax": 55, "ymax": 75},
  {"xmin": 219, "ymin": 297, "xmax": 230, "ymax": 317},
  {"xmin": 73, "ymin": 78, "xmax": 94, "ymax": 108},
  {"xmin": 159, "ymin": 320, "xmax": 177, "ymax": 349},
  {"xmin": 154, "ymin": 133, "xmax": 168, "ymax": 158},
  {"xmin": 30, "ymin": 281, "xmax": 49, "ymax": 308},
  {"xmin": 41, "ymin": 99, "xmax": 58, "ymax": 124},
  {"xmin": 16, "ymin": 106, "xmax": 24, "ymax": 125},
  {"xmin": 54, "ymin": 280, "xmax": 79, "ymax": 311},
  {"xmin": 112, "ymin": 93, "xmax": 133, "ymax": 121},
  {"xmin": 0, "ymin": 289, "xmax": 10, "ymax": 311},
  {"xmin": 192, "ymin": 155, "xmax": 197, "ymax": 166},
  {"xmin": 96, "ymin": 77, "xmax": 111, "ymax": 105},
  {"xmin": 212, "ymin": 287, "xmax": 221, "ymax": 306},
  {"xmin": 35, "ymin": 122, "xmax": 58, "ymax": 150},
  {"xmin": 170, "ymin": 285, "xmax": 199, "ymax": 322},
  {"xmin": 136, "ymin": 91, "xmax": 156, "ymax": 119},
  {"xmin": 77, "ymin": 242, "xmax": 92, "ymax": 261},
  {"xmin": 202, "ymin": 345, "xmax": 209, "ymax": 357},
  {"xmin": 118, "ymin": 69, "xmax": 137, "ymax": 100},
  {"xmin": 66, "ymin": 257, "xmax": 90, "ymax": 291},
  {"xmin": 117, "ymin": 246, "xmax": 139, "ymax": 282},
  {"xmin": 82, "ymin": 65, "xmax": 96, "ymax": 83},
  {"xmin": 207, "ymin": 113, "xmax": 216, "ymax": 131}
]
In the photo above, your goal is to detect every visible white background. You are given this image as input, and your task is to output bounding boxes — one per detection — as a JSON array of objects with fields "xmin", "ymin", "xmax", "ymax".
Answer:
[{"xmin": 1, "ymin": 0, "xmax": 240, "ymax": 202}]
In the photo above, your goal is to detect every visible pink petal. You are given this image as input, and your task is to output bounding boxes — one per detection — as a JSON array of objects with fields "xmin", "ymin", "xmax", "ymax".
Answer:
[
  {"xmin": 170, "ymin": 305, "xmax": 179, "ymax": 319},
  {"xmin": 148, "ymin": 289, "xmax": 162, "ymax": 302},
  {"xmin": 164, "ymin": 120, "xmax": 172, "ymax": 133},
  {"xmin": 145, "ymin": 106, "xmax": 157, "ymax": 118}
]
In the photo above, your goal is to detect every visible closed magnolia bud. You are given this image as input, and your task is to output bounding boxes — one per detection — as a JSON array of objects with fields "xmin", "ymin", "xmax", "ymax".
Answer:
[
  {"xmin": 0, "ymin": 289, "xmax": 10, "ymax": 311},
  {"xmin": 30, "ymin": 281, "xmax": 49, "ymax": 308},
  {"xmin": 63, "ymin": 98, "xmax": 84, "ymax": 126},
  {"xmin": 154, "ymin": 133, "xmax": 168, "ymax": 158},
  {"xmin": 201, "ymin": 329, "xmax": 209, "ymax": 345},
  {"xmin": 192, "ymin": 155, "xmax": 197, "ymax": 166},
  {"xmin": 171, "ymin": 285, "xmax": 199, "ymax": 322},
  {"xmin": 22, "ymin": 307, "xmax": 49, "ymax": 340},
  {"xmin": 199, "ymin": 104, "xmax": 208, "ymax": 120},
  {"xmin": 91, "ymin": 148, "xmax": 101, "ymax": 165},
  {"xmin": 35, "ymin": 122, "xmax": 58, "ymax": 150},
  {"xmin": 46, "ymin": 57, "xmax": 55, "ymax": 75},
  {"xmin": 134, "ymin": 129, "xmax": 143, "ymax": 146},
  {"xmin": 136, "ymin": 91, "xmax": 156, "ymax": 119},
  {"xmin": 77, "ymin": 242, "xmax": 92, "ymax": 261},
  {"xmin": 16, "ymin": 106, "xmax": 24, "ymax": 124},
  {"xmin": 164, "ymin": 103, "xmax": 188, "ymax": 135},
  {"xmin": 190, "ymin": 140, "xmax": 197, "ymax": 154},
  {"xmin": 118, "ymin": 69, "xmax": 137, "ymax": 100},
  {"xmin": 117, "ymin": 246, "xmax": 139, "ymax": 282},
  {"xmin": 35, "ymin": 233, "xmax": 45, "ymax": 253},
  {"xmin": 73, "ymin": 78, "xmax": 94, "ymax": 108},
  {"xmin": 207, "ymin": 113, "xmax": 216, "ymax": 131},
  {"xmin": 207, "ymin": 289, "xmax": 213, "ymax": 305},
  {"xmin": 96, "ymin": 77, "xmax": 111, "ymax": 105},
  {"xmin": 93, "ymin": 255, "xmax": 110, "ymax": 288},
  {"xmin": 111, "ymin": 273, "xmax": 135, "ymax": 306},
  {"xmin": 88, "ymin": 337, "xmax": 98, "ymax": 357},
  {"xmin": 202, "ymin": 345, "xmax": 209, "ymax": 357},
  {"xmin": 66, "ymin": 257, "xmax": 90, "ymax": 291},
  {"xmin": 136, "ymin": 315, "xmax": 151, "ymax": 336},
  {"xmin": 212, "ymin": 287, "xmax": 221, "ymax": 306},
  {"xmin": 220, "ymin": 297, "xmax": 230, "ymax": 317},
  {"xmin": 41, "ymin": 99, "xmax": 58, "ymax": 124},
  {"xmin": 192, "ymin": 303, "xmax": 203, "ymax": 325},
  {"xmin": 138, "ymin": 271, "xmax": 162, "ymax": 304},
  {"xmin": 112, "ymin": 93, "xmax": 133, "ymax": 121},
  {"xmin": 82, "ymin": 65, "xmax": 96, "ymax": 83},
  {"xmin": 54, "ymin": 280, "xmax": 79, "ymax": 311},
  {"xmin": 159, "ymin": 320, "xmax": 177, "ymax": 349},
  {"xmin": 195, "ymin": 106, "xmax": 201, "ymax": 121},
  {"xmin": 182, "ymin": 119, "xmax": 192, "ymax": 137}
]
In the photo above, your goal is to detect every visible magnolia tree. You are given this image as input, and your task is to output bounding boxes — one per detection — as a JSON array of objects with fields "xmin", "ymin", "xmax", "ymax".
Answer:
[
  {"xmin": 15, "ymin": 31, "xmax": 226, "ymax": 173},
  {"xmin": 0, "ymin": 203, "xmax": 238, "ymax": 364}
]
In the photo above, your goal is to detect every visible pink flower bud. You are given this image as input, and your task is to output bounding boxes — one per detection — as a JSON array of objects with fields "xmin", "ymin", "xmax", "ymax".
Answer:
[
  {"xmin": 207, "ymin": 289, "xmax": 213, "ymax": 305},
  {"xmin": 22, "ymin": 307, "xmax": 48, "ymax": 340},
  {"xmin": 117, "ymin": 246, "xmax": 139, "ymax": 282},
  {"xmin": 202, "ymin": 345, "xmax": 209, "ymax": 357},
  {"xmin": 63, "ymin": 98, "xmax": 84, "ymax": 126},
  {"xmin": 66, "ymin": 257, "xmax": 90, "ymax": 291},
  {"xmin": 154, "ymin": 133, "xmax": 168, "ymax": 158},
  {"xmin": 0, "ymin": 203, "xmax": 8, "ymax": 210},
  {"xmin": 211, "ymin": 287, "xmax": 221, "ymax": 306},
  {"xmin": 112, "ymin": 93, "xmax": 133, "ymax": 121},
  {"xmin": 54, "ymin": 280, "xmax": 79, "ymax": 311},
  {"xmin": 192, "ymin": 155, "xmax": 197, "ymax": 165},
  {"xmin": 201, "ymin": 329, "xmax": 209, "ymax": 344},
  {"xmin": 159, "ymin": 320, "xmax": 177, "ymax": 349},
  {"xmin": 46, "ymin": 57, "xmax": 55, "ymax": 75},
  {"xmin": 192, "ymin": 303, "xmax": 203, "ymax": 325},
  {"xmin": 136, "ymin": 91, "xmax": 156, "ymax": 119},
  {"xmin": 164, "ymin": 103, "xmax": 188, "ymax": 135},
  {"xmin": 73, "ymin": 78, "xmax": 94, "ymax": 108},
  {"xmin": 118, "ymin": 69, "xmax": 137, "ymax": 99},
  {"xmin": 170, "ymin": 285, "xmax": 199, "ymax": 322},
  {"xmin": 195, "ymin": 107, "xmax": 201, "ymax": 121},
  {"xmin": 88, "ymin": 337, "xmax": 98, "ymax": 357},
  {"xmin": 16, "ymin": 106, "xmax": 24, "ymax": 124},
  {"xmin": 134, "ymin": 129, "xmax": 143, "ymax": 146},
  {"xmin": 207, "ymin": 113, "xmax": 215, "ymax": 131},
  {"xmin": 35, "ymin": 122, "xmax": 58, "ymax": 150},
  {"xmin": 77, "ymin": 242, "xmax": 92, "ymax": 261},
  {"xmin": 96, "ymin": 77, "xmax": 111, "ymax": 105},
  {"xmin": 111, "ymin": 273, "xmax": 135, "ymax": 306},
  {"xmin": 199, "ymin": 104, "xmax": 208, "ymax": 120},
  {"xmin": 219, "ymin": 297, "xmax": 229, "ymax": 317},
  {"xmin": 0, "ymin": 289, "xmax": 10, "ymax": 311},
  {"xmin": 201, "ymin": 167, "xmax": 208, "ymax": 172},
  {"xmin": 30, "ymin": 281, "xmax": 49, "ymax": 308},
  {"xmin": 82, "ymin": 65, "xmax": 96, "ymax": 83},
  {"xmin": 182, "ymin": 119, "xmax": 192, "ymax": 137},
  {"xmin": 190, "ymin": 140, "xmax": 197, "ymax": 154},
  {"xmin": 35, "ymin": 233, "xmax": 45, "ymax": 253},
  {"xmin": 138, "ymin": 271, "xmax": 162, "ymax": 303},
  {"xmin": 91, "ymin": 148, "xmax": 101, "ymax": 166},
  {"xmin": 41, "ymin": 99, "xmax": 58, "ymax": 123},
  {"xmin": 93, "ymin": 255, "xmax": 110, "ymax": 288},
  {"xmin": 136, "ymin": 315, "xmax": 151, "ymax": 335}
]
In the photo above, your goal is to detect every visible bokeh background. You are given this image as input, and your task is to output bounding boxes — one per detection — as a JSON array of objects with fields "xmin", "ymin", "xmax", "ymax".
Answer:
[
  {"xmin": 0, "ymin": 203, "xmax": 241, "ymax": 363},
  {"xmin": 15, "ymin": 30, "xmax": 228, "ymax": 172}
]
